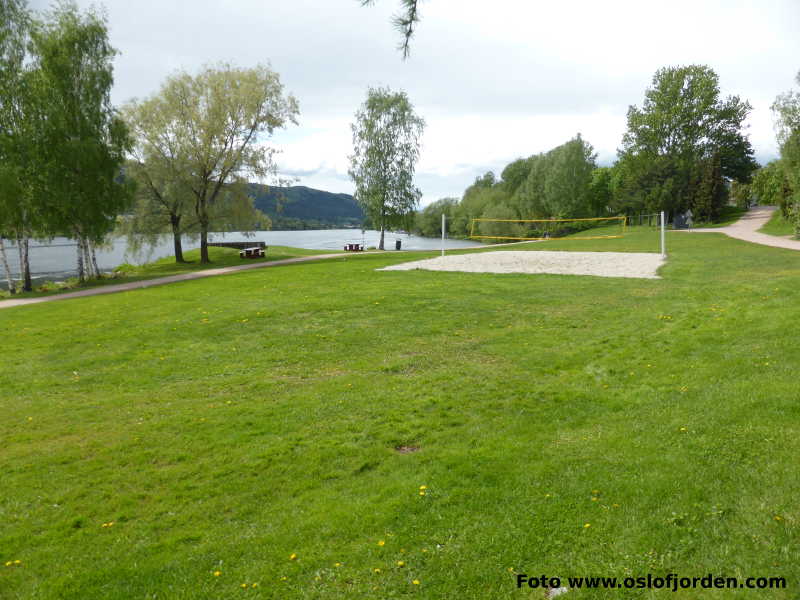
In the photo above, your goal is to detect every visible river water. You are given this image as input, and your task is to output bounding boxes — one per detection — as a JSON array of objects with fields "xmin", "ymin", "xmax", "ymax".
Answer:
[{"xmin": 1, "ymin": 229, "xmax": 478, "ymax": 287}]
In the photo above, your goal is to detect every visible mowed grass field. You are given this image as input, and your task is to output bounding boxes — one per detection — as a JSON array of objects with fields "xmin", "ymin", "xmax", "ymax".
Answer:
[{"xmin": 1, "ymin": 228, "xmax": 799, "ymax": 599}]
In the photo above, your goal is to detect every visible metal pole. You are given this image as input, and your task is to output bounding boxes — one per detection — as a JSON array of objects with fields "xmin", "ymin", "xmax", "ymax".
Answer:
[
  {"xmin": 441, "ymin": 214, "xmax": 445, "ymax": 257},
  {"xmin": 660, "ymin": 211, "xmax": 666, "ymax": 257}
]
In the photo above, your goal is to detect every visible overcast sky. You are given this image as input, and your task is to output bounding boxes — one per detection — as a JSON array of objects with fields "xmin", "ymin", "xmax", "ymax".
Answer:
[{"xmin": 29, "ymin": 0, "xmax": 800, "ymax": 205}]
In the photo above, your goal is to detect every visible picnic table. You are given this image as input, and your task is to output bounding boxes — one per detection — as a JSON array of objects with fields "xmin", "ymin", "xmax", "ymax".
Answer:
[{"xmin": 239, "ymin": 247, "xmax": 266, "ymax": 258}]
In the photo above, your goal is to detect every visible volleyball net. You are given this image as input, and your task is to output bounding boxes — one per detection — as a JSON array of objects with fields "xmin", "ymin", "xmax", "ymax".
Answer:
[{"xmin": 468, "ymin": 216, "xmax": 627, "ymax": 241}]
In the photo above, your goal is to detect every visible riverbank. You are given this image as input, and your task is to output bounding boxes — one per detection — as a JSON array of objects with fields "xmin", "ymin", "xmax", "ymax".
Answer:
[
  {"xmin": 0, "ymin": 229, "xmax": 479, "ymax": 289},
  {"xmin": 0, "ymin": 246, "xmax": 331, "ymax": 301}
]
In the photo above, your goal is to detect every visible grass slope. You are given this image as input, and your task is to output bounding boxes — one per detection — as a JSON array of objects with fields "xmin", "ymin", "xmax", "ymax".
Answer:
[
  {"xmin": 1, "ymin": 229, "xmax": 798, "ymax": 599},
  {"xmin": 0, "ymin": 246, "xmax": 331, "ymax": 300},
  {"xmin": 758, "ymin": 211, "xmax": 796, "ymax": 238}
]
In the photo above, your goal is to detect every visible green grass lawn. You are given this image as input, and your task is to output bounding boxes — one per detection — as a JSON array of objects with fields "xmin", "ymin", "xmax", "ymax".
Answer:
[
  {"xmin": 0, "ymin": 246, "xmax": 332, "ymax": 300},
  {"xmin": 1, "ymin": 229, "xmax": 798, "ymax": 599},
  {"xmin": 758, "ymin": 210, "xmax": 796, "ymax": 238}
]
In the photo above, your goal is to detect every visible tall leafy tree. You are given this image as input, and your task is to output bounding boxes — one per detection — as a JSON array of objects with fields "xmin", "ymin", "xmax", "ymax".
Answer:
[
  {"xmin": 772, "ymin": 71, "xmax": 800, "ymax": 231},
  {"xmin": 348, "ymin": 86, "xmax": 425, "ymax": 250},
  {"xmin": 514, "ymin": 135, "xmax": 597, "ymax": 219},
  {"xmin": 124, "ymin": 64, "xmax": 298, "ymax": 263},
  {"xmin": 28, "ymin": 1, "xmax": 133, "ymax": 282},
  {"xmin": 0, "ymin": 0, "xmax": 32, "ymax": 292},
  {"xmin": 619, "ymin": 65, "xmax": 757, "ymax": 221}
]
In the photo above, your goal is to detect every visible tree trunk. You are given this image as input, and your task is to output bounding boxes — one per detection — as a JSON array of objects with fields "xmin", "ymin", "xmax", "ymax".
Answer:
[
  {"xmin": 0, "ymin": 238, "xmax": 16, "ymax": 294},
  {"xmin": 81, "ymin": 238, "xmax": 95, "ymax": 278},
  {"xmin": 16, "ymin": 234, "xmax": 32, "ymax": 292},
  {"xmin": 378, "ymin": 205, "xmax": 386, "ymax": 250},
  {"xmin": 199, "ymin": 216, "xmax": 211, "ymax": 263},
  {"xmin": 170, "ymin": 214, "xmax": 185, "ymax": 262},
  {"xmin": 90, "ymin": 242, "xmax": 100, "ymax": 278},
  {"xmin": 76, "ymin": 236, "xmax": 85, "ymax": 283}
]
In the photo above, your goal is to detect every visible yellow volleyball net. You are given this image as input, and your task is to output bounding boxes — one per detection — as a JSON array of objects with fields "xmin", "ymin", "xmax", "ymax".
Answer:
[{"xmin": 469, "ymin": 216, "xmax": 627, "ymax": 241}]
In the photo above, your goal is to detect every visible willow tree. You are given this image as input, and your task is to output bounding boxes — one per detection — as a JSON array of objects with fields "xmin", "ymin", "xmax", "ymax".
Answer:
[
  {"xmin": 124, "ymin": 64, "xmax": 298, "ymax": 264},
  {"xmin": 348, "ymin": 87, "xmax": 424, "ymax": 250}
]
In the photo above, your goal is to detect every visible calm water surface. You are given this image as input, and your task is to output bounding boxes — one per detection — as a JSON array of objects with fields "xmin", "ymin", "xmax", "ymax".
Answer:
[{"xmin": 1, "ymin": 229, "xmax": 478, "ymax": 286}]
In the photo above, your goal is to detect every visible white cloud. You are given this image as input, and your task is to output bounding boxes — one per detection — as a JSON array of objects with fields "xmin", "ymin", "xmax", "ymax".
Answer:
[{"xmin": 28, "ymin": 0, "xmax": 800, "ymax": 205}]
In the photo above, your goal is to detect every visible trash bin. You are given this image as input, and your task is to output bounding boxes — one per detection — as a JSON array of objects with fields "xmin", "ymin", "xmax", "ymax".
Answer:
[{"xmin": 395, "ymin": 239, "xmax": 402, "ymax": 250}]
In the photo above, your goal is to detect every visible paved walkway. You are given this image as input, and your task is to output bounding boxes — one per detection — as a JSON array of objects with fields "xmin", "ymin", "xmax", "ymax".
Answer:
[
  {"xmin": 682, "ymin": 205, "xmax": 800, "ymax": 250},
  {"xmin": 0, "ymin": 252, "xmax": 355, "ymax": 310}
]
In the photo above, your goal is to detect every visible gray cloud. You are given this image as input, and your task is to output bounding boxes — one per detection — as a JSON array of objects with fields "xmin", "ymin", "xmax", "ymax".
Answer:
[{"xmin": 25, "ymin": 0, "xmax": 800, "ymax": 204}]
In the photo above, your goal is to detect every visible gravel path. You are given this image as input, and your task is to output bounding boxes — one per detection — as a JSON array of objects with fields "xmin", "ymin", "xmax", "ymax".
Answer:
[
  {"xmin": 380, "ymin": 250, "xmax": 665, "ymax": 279},
  {"xmin": 683, "ymin": 205, "xmax": 800, "ymax": 250}
]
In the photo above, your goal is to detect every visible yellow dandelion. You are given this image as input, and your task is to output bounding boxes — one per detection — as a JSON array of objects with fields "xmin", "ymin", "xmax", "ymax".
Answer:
[
  {"xmin": 334, "ymin": 562, "xmax": 342, "ymax": 567},
  {"xmin": 507, "ymin": 567, "xmax": 514, "ymax": 572},
  {"xmin": 421, "ymin": 548, "xmax": 428, "ymax": 553},
  {"xmin": 280, "ymin": 576, "xmax": 288, "ymax": 581},
  {"xmin": 378, "ymin": 540, "xmax": 385, "ymax": 546},
  {"xmin": 412, "ymin": 579, "xmax": 421, "ymax": 585},
  {"xmin": 774, "ymin": 515, "xmax": 783, "ymax": 521},
  {"xmin": 213, "ymin": 571, "xmax": 221, "ymax": 577},
  {"xmin": 419, "ymin": 485, "xmax": 427, "ymax": 490},
  {"xmin": 584, "ymin": 523, "xmax": 591, "ymax": 528},
  {"xmin": 591, "ymin": 497, "xmax": 599, "ymax": 502},
  {"xmin": 419, "ymin": 491, "xmax": 426, "ymax": 496},
  {"xmin": 289, "ymin": 553, "xmax": 297, "ymax": 560},
  {"xmin": 373, "ymin": 568, "xmax": 381, "ymax": 573},
  {"xmin": 4, "ymin": 561, "xmax": 12, "ymax": 567},
  {"xmin": 397, "ymin": 560, "xmax": 405, "ymax": 567},
  {"xmin": 680, "ymin": 427, "xmax": 687, "ymax": 432},
  {"xmin": 592, "ymin": 490, "xmax": 599, "ymax": 494},
  {"xmin": 241, "ymin": 583, "xmax": 248, "ymax": 588},
  {"xmin": 252, "ymin": 583, "xmax": 258, "ymax": 588}
]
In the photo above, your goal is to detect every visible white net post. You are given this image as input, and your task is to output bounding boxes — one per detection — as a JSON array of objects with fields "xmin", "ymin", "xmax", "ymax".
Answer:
[
  {"xmin": 660, "ymin": 211, "xmax": 666, "ymax": 257},
  {"xmin": 441, "ymin": 214, "xmax": 445, "ymax": 257}
]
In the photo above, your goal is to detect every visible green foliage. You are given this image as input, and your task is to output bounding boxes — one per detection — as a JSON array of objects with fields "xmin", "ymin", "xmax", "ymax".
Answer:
[
  {"xmin": 348, "ymin": 86, "xmax": 424, "ymax": 249},
  {"xmin": 619, "ymin": 65, "xmax": 756, "ymax": 218},
  {"xmin": 514, "ymin": 135, "xmax": 597, "ymax": 219},
  {"xmin": 476, "ymin": 202, "xmax": 525, "ymax": 239},
  {"xmin": 28, "ymin": 1, "xmax": 134, "ymax": 243},
  {"xmin": 750, "ymin": 161, "xmax": 790, "ymax": 213},
  {"xmin": 730, "ymin": 181, "xmax": 752, "ymax": 211},
  {"xmin": 414, "ymin": 197, "xmax": 458, "ymax": 237},
  {"xmin": 248, "ymin": 185, "xmax": 364, "ymax": 229},
  {"xmin": 124, "ymin": 63, "xmax": 299, "ymax": 263},
  {"xmin": 770, "ymin": 72, "xmax": 800, "ymax": 235}
]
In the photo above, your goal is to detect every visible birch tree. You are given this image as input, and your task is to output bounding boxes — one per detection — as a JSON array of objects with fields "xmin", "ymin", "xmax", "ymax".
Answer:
[
  {"xmin": 29, "ymin": 1, "xmax": 133, "ymax": 283},
  {"xmin": 0, "ymin": 0, "xmax": 31, "ymax": 292},
  {"xmin": 123, "ymin": 64, "xmax": 298, "ymax": 264},
  {"xmin": 348, "ymin": 87, "xmax": 424, "ymax": 250}
]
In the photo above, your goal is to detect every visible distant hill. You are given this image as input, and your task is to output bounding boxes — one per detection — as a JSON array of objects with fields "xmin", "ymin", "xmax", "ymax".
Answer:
[{"xmin": 248, "ymin": 184, "xmax": 364, "ymax": 230}]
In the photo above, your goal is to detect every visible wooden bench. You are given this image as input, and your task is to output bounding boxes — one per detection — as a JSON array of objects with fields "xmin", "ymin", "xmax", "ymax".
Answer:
[{"xmin": 239, "ymin": 247, "xmax": 266, "ymax": 258}]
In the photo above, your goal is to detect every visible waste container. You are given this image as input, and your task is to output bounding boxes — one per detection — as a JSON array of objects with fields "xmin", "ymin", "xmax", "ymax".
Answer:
[{"xmin": 395, "ymin": 239, "xmax": 402, "ymax": 250}]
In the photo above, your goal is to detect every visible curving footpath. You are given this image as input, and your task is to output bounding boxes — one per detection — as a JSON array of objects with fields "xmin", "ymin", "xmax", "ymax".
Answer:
[{"xmin": 683, "ymin": 205, "xmax": 800, "ymax": 250}]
